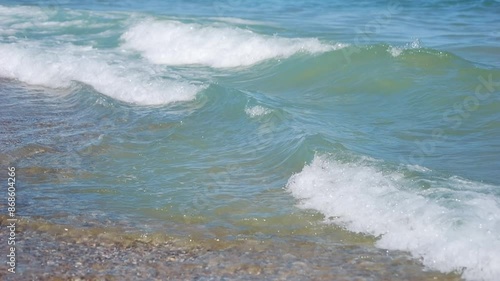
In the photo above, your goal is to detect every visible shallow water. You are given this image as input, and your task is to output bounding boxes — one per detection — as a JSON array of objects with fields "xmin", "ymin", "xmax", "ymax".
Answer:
[
  {"xmin": 1, "ymin": 0, "xmax": 499, "ymax": 280},
  {"xmin": 0, "ymin": 216, "xmax": 461, "ymax": 280}
]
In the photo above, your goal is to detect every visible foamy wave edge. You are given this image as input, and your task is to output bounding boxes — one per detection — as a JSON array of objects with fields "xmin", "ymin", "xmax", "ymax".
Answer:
[
  {"xmin": 121, "ymin": 20, "xmax": 347, "ymax": 68},
  {"xmin": 286, "ymin": 154, "xmax": 500, "ymax": 281},
  {"xmin": 0, "ymin": 43, "xmax": 204, "ymax": 105}
]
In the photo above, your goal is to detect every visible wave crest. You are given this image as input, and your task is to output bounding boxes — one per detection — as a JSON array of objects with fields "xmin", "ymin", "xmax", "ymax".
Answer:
[
  {"xmin": 121, "ymin": 20, "xmax": 345, "ymax": 68},
  {"xmin": 286, "ymin": 154, "xmax": 500, "ymax": 280},
  {"xmin": 0, "ymin": 43, "xmax": 203, "ymax": 105}
]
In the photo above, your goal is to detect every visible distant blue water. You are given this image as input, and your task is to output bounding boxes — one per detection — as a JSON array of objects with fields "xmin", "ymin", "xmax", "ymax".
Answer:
[{"xmin": 1, "ymin": 0, "xmax": 499, "ymax": 279}]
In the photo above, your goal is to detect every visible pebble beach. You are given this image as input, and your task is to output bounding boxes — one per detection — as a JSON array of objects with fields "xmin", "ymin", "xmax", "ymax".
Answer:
[{"xmin": 0, "ymin": 216, "xmax": 462, "ymax": 280}]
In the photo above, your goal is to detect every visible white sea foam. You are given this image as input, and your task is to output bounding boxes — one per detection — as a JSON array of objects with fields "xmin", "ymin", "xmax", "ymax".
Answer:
[
  {"xmin": 0, "ymin": 43, "xmax": 203, "ymax": 105},
  {"xmin": 0, "ymin": 5, "xmax": 52, "ymax": 20},
  {"xmin": 121, "ymin": 20, "xmax": 344, "ymax": 68},
  {"xmin": 0, "ymin": 5, "xmax": 121, "ymax": 40},
  {"xmin": 389, "ymin": 39, "xmax": 422, "ymax": 57},
  {"xmin": 209, "ymin": 17, "xmax": 273, "ymax": 26},
  {"xmin": 286, "ymin": 154, "xmax": 500, "ymax": 281},
  {"xmin": 0, "ymin": 5, "xmax": 57, "ymax": 35},
  {"xmin": 245, "ymin": 105, "xmax": 271, "ymax": 118}
]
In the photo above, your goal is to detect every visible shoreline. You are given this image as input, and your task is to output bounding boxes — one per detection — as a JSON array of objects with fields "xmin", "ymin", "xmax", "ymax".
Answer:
[{"xmin": 0, "ymin": 216, "xmax": 462, "ymax": 280}]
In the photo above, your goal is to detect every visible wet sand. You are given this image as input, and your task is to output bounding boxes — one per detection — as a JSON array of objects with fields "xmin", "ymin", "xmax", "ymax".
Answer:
[{"xmin": 0, "ymin": 216, "xmax": 462, "ymax": 281}]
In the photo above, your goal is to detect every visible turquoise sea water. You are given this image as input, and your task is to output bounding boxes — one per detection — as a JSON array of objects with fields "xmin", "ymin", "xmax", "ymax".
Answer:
[{"xmin": 1, "ymin": 0, "xmax": 500, "ymax": 279}]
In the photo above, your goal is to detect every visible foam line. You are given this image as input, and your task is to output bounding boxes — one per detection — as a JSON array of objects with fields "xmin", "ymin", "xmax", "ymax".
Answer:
[
  {"xmin": 287, "ymin": 155, "xmax": 500, "ymax": 280},
  {"xmin": 0, "ymin": 43, "xmax": 203, "ymax": 105},
  {"xmin": 121, "ymin": 20, "xmax": 345, "ymax": 68}
]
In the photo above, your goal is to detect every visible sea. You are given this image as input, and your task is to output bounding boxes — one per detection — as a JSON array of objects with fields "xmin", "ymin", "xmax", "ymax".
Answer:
[{"xmin": 0, "ymin": 0, "xmax": 499, "ymax": 280}]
